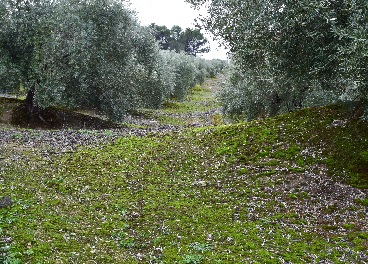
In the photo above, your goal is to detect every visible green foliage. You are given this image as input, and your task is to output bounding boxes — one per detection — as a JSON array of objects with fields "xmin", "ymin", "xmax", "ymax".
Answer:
[
  {"xmin": 2, "ymin": 101, "xmax": 367, "ymax": 262},
  {"xmin": 180, "ymin": 253, "xmax": 203, "ymax": 264},
  {"xmin": 150, "ymin": 24, "xmax": 210, "ymax": 56},
  {"xmin": 158, "ymin": 50, "xmax": 226, "ymax": 100},
  {"xmin": 342, "ymin": 224, "xmax": 356, "ymax": 230},
  {"xmin": 0, "ymin": 0, "xmax": 226, "ymax": 121},
  {"xmin": 190, "ymin": 242, "xmax": 212, "ymax": 253},
  {"xmin": 220, "ymin": 65, "xmax": 340, "ymax": 121},
  {"xmin": 1, "ymin": 253, "xmax": 22, "ymax": 264},
  {"xmin": 354, "ymin": 198, "xmax": 368, "ymax": 207},
  {"xmin": 182, "ymin": 28, "xmax": 210, "ymax": 57},
  {"xmin": 0, "ymin": 0, "xmax": 227, "ymax": 121},
  {"xmin": 188, "ymin": 0, "xmax": 368, "ymax": 120},
  {"xmin": 0, "ymin": 0, "xmax": 165, "ymax": 121}
]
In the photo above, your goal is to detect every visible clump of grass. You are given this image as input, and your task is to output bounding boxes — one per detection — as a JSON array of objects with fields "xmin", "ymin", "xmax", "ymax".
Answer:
[
  {"xmin": 210, "ymin": 113, "xmax": 223, "ymax": 126},
  {"xmin": 342, "ymin": 223, "xmax": 356, "ymax": 230},
  {"xmin": 180, "ymin": 253, "xmax": 203, "ymax": 264},
  {"xmin": 322, "ymin": 225, "xmax": 339, "ymax": 231},
  {"xmin": 354, "ymin": 198, "xmax": 368, "ymax": 206}
]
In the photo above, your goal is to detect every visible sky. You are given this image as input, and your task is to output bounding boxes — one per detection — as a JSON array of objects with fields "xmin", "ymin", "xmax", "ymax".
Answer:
[{"xmin": 127, "ymin": 0, "xmax": 229, "ymax": 60}]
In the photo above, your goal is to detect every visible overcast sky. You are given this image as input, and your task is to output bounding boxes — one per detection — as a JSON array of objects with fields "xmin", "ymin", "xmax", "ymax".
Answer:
[{"xmin": 127, "ymin": 0, "xmax": 229, "ymax": 60}]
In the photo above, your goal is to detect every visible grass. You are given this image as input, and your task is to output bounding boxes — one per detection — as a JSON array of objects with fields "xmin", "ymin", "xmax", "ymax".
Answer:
[
  {"xmin": 133, "ymin": 81, "xmax": 223, "ymax": 127},
  {"xmin": 159, "ymin": 101, "xmax": 216, "ymax": 114},
  {"xmin": 1, "ymin": 79, "xmax": 368, "ymax": 263},
  {"xmin": 130, "ymin": 110, "xmax": 191, "ymax": 126},
  {"xmin": 1, "ymin": 101, "xmax": 368, "ymax": 263},
  {"xmin": 157, "ymin": 84, "xmax": 220, "ymax": 114}
]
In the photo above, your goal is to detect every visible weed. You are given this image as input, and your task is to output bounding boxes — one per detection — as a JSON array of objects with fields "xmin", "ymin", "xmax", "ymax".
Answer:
[
  {"xmin": 342, "ymin": 224, "xmax": 356, "ymax": 230},
  {"xmin": 77, "ymin": 129, "xmax": 95, "ymax": 134},
  {"xmin": 11, "ymin": 134, "xmax": 23, "ymax": 139},
  {"xmin": 287, "ymin": 194, "xmax": 298, "ymax": 199},
  {"xmin": 180, "ymin": 253, "xmax": 203, "ymax": 264},
  {"xmin": 358, "ymin": 232, "xmax": 368, "ymax": 239},
  {"xmin": 1, "ymin": 253, "xmax": 22, "ymax": 264},
  {"xmin": 190, "ymin": 242, "xmax": 213, "ymax": 253},
  {"xmin": 210, "ymin": 113, "xmax": 223, "ymax": 126},
  {"xmin": 322, "ymin": 225, "xmax": 339, "ymax": 231},
  {"xmin": 354, "ymin": 198, "xmax": 368, "ymax": 206},
  {"xmin": 103, "ymin": 130, "xmax": 115, "ymax": 136}
]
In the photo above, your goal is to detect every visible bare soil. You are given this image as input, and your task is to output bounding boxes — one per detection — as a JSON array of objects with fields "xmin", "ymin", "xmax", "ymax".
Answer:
[{"xmin": 0, "ymin": 97, "xmax": 125, "ymax": 130}]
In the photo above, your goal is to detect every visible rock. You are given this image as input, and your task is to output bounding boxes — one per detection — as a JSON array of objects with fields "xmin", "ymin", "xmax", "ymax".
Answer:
[
  {"xmin": 130, "ymin": 211, "xmax": 140, "ymax": 218},
  {"xmin": 0, "ymin": 196, "xmax": 13, "ymax": 209},
  {"xmin": 332, "ymin": 119, "xmax": 347, "ymax": 128},
  {"xmin": 193, "ymin": 180, "xmax": 207, "ymax": 187}
]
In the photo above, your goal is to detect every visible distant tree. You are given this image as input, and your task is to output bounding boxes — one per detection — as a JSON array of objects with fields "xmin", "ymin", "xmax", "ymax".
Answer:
[
  {"xmin": 168, "ymin": 25, "xmax": 186, "ymax": 53},
  {"xmin": 150, "ymin": 24, "xmax": 210, "ymax": 56},
  {"xmin": 149, "ymin": 23, "xmax": 171, "ymax": 50},
  {"xmin": 182, "ymin": 28, "xmax": 210, "ymax": 57},
  {"xmin": 158, "ymin": 50, "xmax": 227, "ymax": 100}
]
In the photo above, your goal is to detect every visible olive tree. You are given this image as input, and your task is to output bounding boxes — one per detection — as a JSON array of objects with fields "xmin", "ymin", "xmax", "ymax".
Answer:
[
  {"xmin": 168, "ymin": 51, "xmax": 197, "ymax": 100},
  {"xmin": 0, "ymin": 0, "xmax": 164, "ymax": 121},
  {"xmin": 220, "ymin": 64, "xmax": 339, "ymax": 121},
  {"xmin": 158, "ymin": 50, "xmax": 227, "ymax": 101},
  {"xmin": 187, "ymin": 0, "xmax": 368, "ymax": 120}
]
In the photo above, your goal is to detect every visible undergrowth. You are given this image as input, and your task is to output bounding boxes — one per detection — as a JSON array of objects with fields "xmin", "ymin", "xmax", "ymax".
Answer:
[{"xmin": 1, "ymin": 102, "xmax": 368, "ymax": 263}]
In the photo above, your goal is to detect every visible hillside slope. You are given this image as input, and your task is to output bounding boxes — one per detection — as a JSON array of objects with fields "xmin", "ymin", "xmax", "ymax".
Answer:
[{"xmin": 1, "ymin": 102, "xmax": 368, "ymax": 263}]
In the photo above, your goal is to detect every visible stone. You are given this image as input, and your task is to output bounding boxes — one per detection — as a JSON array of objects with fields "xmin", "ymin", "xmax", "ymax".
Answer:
[
  {"xmin": 193, "ymin": 180, "xmax": 207, "ymax": 187},
  {"xmin": 0, "ymin": 196, "xmax": 13, "ymax": 209}
]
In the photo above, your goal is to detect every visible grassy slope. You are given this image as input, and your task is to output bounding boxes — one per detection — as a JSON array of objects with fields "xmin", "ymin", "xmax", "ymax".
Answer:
[{"xmin": 1, "ymin": 86, "xmax": 368, "ymax": 263}]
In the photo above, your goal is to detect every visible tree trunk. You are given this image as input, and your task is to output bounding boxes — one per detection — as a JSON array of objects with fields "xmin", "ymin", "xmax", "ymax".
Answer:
[
  {"xmin": 25, "ymin": 87, "xmax": 43, "ymax": 118},
  {"xmin": 269, "ymin": 92, "xmax": 282, "ymax": 117}
]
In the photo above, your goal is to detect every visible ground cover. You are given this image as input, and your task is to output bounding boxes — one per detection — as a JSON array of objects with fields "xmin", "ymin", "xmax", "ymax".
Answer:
[
  {"xmin": 1, "ymin": 78, "xmax": 368, "ymax": 263},
  {"xmin": 130, "ymin": 79, "xmax": 224, "ymax": 128}
]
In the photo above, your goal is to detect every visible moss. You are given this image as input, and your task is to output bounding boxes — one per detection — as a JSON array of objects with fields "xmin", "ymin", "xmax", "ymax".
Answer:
[
  {"xmin": 161, "ymin": 101, "xmax": 180, "ymax": 109},
  {"xmin": 354, "ymin": 198, "xmax": 368, "ymax": 206},
  {"xmin": 342, "ymin": 223, "xmax": 356, "ymax": 230}
]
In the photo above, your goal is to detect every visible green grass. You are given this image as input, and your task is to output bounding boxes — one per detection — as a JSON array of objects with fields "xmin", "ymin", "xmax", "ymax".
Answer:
[
  {"xmin": 158, "ymin": 84, "xmax": 219, "ymax": 114},
  {"xmin": 1, "ymin": 103, "xmax": 368, "ymax": 263},
  {"xmin": 133, "ymin": 81, "xmax": 222, "ymax": 127},
  {"xmin": 159, "ymin": 101, "xmax": 217, "ymax": 114},
  {"xmin": 129, "ymin": 110, "xmax": 191, "ymax": 126}
]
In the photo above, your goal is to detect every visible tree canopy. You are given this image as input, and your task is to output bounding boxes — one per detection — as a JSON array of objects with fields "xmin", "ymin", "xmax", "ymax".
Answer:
[
  {"xmin": 187, "ymin": 0, "xmax": 368, "ymax": 120},
  {"xmin": 149, "ymin": 24, "xmax": 210, "ymax": 56},
  {"xmin": 0, "ymin": 0, "xmax": 225, "ymax": 123},
  {"xmin": 0, "ymin": 0, "xmax": 165, "ymax": 121}
]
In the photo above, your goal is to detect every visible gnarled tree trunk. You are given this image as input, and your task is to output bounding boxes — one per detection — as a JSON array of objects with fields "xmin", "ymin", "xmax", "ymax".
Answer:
[{"xmin": 25, "ymin": 87, "xmax": 43, "ymax": 118}]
